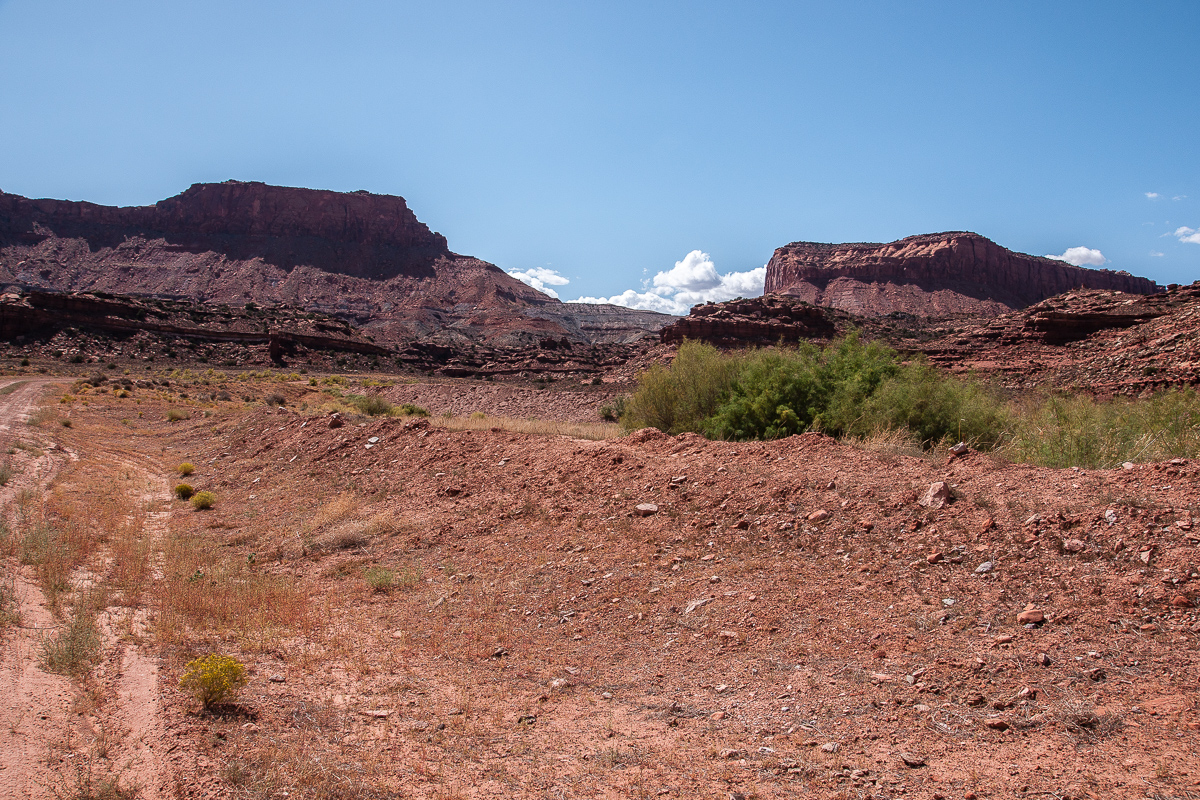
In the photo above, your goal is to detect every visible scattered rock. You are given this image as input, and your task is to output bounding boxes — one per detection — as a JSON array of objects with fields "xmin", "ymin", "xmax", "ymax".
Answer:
[
  {"xmin": 985, "ymin": 717, "xmax": 1010, "ymax": 731},
  {"xmin": 1170, "ymin": 594, "xmax": 1193, "ymax": 608},
  {"xmin": 268, "ymin": 674, "xmax": 285, "ymax": 683},
  {"xmin": 710, "ymin": 711, "xmax": 727, "ymax": 721},
  {"xmin": 1063, "ymin": 538, "xmax": 1086, "ymax": 553},
  {"xmin": 919, "ymin": 482, "xmax": 951, "ymax": 509},
  {"xmin": 926, "ymin": 551, "xmax": 943, "ymax": 564},
  {"xmin": 1017, "ymin": 607, "xmax": 1045, "ymax": 625},
  {"xmin": 683, "ymin": 597, "xmax": 714, "ymax": 615},
  {"xmin": 975, "ymin": 561, "xmax": 994, "ymax": 574},
  {"xmin": 820, "ymin": 742, "xmax": 839, "ymax": 753},
  {"xmin": 806, "ymin": 509, "xmax": 831, "ymax": 523},
  {"xmin": 634, "ymin": 503, "xmax": 659, "ymax": 517},
  {"xmin": 1104, "ymin": 509, "xmax": 1118, "ymax": 525},
  {"xmin": 328, "ymin": 413, "xmax": 344, "ymax": 429},
  {"xmin": 898, "ymin": 751, "xmax": 927, "ymax": 768}
]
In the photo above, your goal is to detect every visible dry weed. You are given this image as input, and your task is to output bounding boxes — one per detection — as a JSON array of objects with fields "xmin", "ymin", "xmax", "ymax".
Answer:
[{"xmin": 437, "ymin": 414, "xmax": 620, "ymax": 441}]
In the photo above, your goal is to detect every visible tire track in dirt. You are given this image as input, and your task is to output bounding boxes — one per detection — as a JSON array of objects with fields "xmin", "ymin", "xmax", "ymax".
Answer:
[
  {"xmin": 0, "ymin": 378, "xmax": 80, "ymax": 800},
  {"xmin": 94, "ymin": 455, "xmax": 174, "ymax": 800}
]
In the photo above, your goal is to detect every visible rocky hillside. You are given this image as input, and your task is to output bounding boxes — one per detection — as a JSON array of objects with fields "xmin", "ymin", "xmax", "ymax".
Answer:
[
  {"xmin": 923, "ymin": 283, "xmax": 1200, "ymax": 394},
  {"xmin": 0, "ymin": 182, "xmax": 669, "ymax": 346},
  {"xmin": 765, "ymin": 232, "xmax": 1159, "ymax": 317}
]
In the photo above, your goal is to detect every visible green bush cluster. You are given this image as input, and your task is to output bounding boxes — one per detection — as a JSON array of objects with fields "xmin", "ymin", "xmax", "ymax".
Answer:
[{"xmin": 622, "ymin": 336, "xmax": 1200, "ymax": 468}]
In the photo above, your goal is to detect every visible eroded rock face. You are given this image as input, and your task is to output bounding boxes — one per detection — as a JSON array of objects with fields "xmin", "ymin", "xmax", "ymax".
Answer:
[
  {"xmin": 765, "ymin": 232, "xmax": 1159, "ymax": 317},
  {"xmin": 0, "ymin": 182, "xmax": 670, "ymax": 346},
  {"xmin": 1, "ymin": 181, "xmax": 452, "ymax": 281}
]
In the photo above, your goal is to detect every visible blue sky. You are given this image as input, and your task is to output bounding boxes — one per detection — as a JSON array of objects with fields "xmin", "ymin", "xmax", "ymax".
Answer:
[{"xmin": 1, "ymin": 1, "xmax": 1196, "ymax": 313}]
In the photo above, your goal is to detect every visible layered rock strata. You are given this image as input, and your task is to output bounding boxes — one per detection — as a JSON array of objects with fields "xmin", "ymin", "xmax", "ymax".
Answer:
[
  {"xmin": 766, "ymin": 232, "xmax": 1159, "ymax": 317},
  {"xmin": 0, "ymin": 182, "xmax": 670, "ymax": 346}
]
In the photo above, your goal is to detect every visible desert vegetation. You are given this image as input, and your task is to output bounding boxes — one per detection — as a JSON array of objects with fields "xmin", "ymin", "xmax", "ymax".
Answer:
[{"xmin": 621, "ymin": 336, "xmax": 1200, "ymax": 468}]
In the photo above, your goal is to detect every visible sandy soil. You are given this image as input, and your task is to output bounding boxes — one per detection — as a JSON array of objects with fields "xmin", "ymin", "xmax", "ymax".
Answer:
[{"xmin": 3, "ymin": 369, "xmax": 1200, "ymax": 798}]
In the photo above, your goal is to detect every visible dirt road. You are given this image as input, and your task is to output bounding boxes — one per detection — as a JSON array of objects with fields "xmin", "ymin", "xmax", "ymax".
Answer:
[{"xmin": 0, "ymin": 377, "xmax": 172, "ymax": 799}]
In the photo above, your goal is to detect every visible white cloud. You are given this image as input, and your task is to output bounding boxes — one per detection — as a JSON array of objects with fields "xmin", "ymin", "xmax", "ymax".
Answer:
[
  {"xmin": 569, "ymin": 250, "xmax": 767, "ymax": 315},
  {"xmin": 507, "ymin": 267, "xmax": 570, "ymax": 299},
  {"xmin": 1045, "ymin": 246, "xmax": 1108, "ymax": 267},
  {"xmin": 1150, "ymin": 250, "xmax": 1165, "ymax": 257},
  {"xmin": 1174, "ymin": 195, "xmax": 1188, "ymax": 201},
  {"xmin": 1175, "ymin": 226, "xmax": 1200, "ymax": 245},
  {"xmin": 1146, "ymin": 192, "xmax": 1160, "ymax": 199}
]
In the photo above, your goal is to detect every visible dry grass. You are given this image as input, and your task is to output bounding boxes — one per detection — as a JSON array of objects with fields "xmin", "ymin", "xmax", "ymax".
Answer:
[
  {"xmin": 437, "ymin": 413, "xmax": 621, "ymax": 440},
  {"xmin": 154, "ymin": 531, "xmax": 309, "ymax": 652}
]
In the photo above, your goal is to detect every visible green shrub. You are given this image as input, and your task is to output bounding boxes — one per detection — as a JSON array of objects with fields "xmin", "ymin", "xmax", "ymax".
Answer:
[
  {"xmin": 191, "ymin": 490, "xmax": 215, "ymax": 510},
  {"xmin": 179, "ymin": 653, "xmax": 248, "ymax": 710},
  {"xmin": 350, "ymin": 394, "xmax": 395, "ymax": 416},
  {"xmin": 621, "ymin": 341, "xmax": 742, "ymax": 434},
  {"xmin": 853, "ymin": 360, "xmax": 1010, "ymax": 448},
  {"xmin": 703, "ymin": 333, "xmax": 900, "ymax": 440},
  {"xmin": 599, "ymin": 395, "xmax": 627, "ymax": 422},
  {"xmin": 166, "ymin": 409, "xmax": 188, "ymax": 422},
  {"xmin": 398, "ymin": 403, "xmax": 430, "ymax": 417},
  {"xmin": 174, "ymin": 483, "xmax": 195, "ymax": 500},
  {"xmin": 177, "ymin": 462, "xmax": 195, "ymax": 476}
]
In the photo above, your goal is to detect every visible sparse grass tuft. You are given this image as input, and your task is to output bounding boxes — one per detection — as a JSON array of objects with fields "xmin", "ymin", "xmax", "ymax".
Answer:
[
  {"xmin": 191, "ymin": 490, "xmax": 215, "ymax": 510},
  {"xmin": 40, "ymin": 593, "xmax": 102, "ymax": 678},
  {"xmin": 166, "ymin": 409, "xmax": 188, "ymax": 422},
  {"xmin": 174, "ymin": 483, "xmax": 195, "ymax": 500},
  {"xmin": 177, "ymin": 462, "xmax": 195, "ymax": 476},
  {"xmin": 363, "ymin": 566, "xmax": 395, "ymax": 592}
]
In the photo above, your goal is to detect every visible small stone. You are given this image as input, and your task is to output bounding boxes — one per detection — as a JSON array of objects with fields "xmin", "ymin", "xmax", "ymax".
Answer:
[
  {"xmin": 268, "ymin": 674, "xmax": 285, "ymax": 683},
  {"xmin": 819, "ymin": 742, "xmax": 839, "ymax": 753},
  {"xmin": 1104, "ymin": 509, "xmax": 1118, "ymax": 525},
  {"xmin": 1140, "ymin": 623, "xmax": 1158, "ymax": 633},
  {"xmin": 1085, "ymin": 667, "xmax": 1106, "ymax": 682},
  {"xmin": 634, "ymin": 503, "xmax": 659, "ymax": 517},
  {"xmin": 1170, "ymin": 594, "xmax": 1192, "ymax": 608},
  {"xmin": 1063, "ymin": 538, "xmax": 1086, "ymax": 553},
  {"xmin": 710, "ymin": 711, "xmax": 727, "ymax": 721},
  {"xmin": 975, "ymin": 561, "xmax": 994, "ymax": 574},
  {"xmin": 949, "ymin": 441, "xmax": 969, "ymax": 456},
  {"xmin": 1017, "ymin": 607, "xmax": 1045, "ymax": 625},
  {"xmin": 1017, "ymin": 686, "xmax": 1036, "ymax": 700},
  {"xmin": 709, "ymin": 575, "xmax": 721, "ymax": 584},
  {"xmin": 927, "ymin": 551, "xmax": 943, "ymax": 564},
  {"xmin": 328, "ymin": 414, "xmax": 343, "ymax": 429},
  {"xmin": 719, "ymin": 748, "xmax": 743, "ymax": 759},
  {"xmin": 1122, "ymin": 461, "xmax": 1135, "ymax": 470},
  {"xmin": 1037, "ymin": 652, "xmax": 1052, "ymax": 666},
  {"xmin": 807, "ymin": 509, "xmax": 831, "ymax": 523},
  {"xmin": 899, "ymin": 751, "xmax": 927, "ymax": 768},
  {"xmin": 391, "ymin": 629, "xmax": 404, "ymax": 639},
  {"xmin": 368, "ymin": 436, "xmax": 380, "ymax": 444},
  {"xmin": 984, "ymin": 717, "xmax": 1010, "ymax": 731},
  {"xmin": 601, "ymin": 692, "xmax": 613, "ymax": 700},
  {"xmin": 919, "ymin": 482, "xmax": 952, "ymax": 509},
  {"xmin": 979, "ymin": 517, "xmax": 995, "ymax": 533},
  {"xmin": 964, "ymin": 692, "xmax": 986, "ymax": 707}
]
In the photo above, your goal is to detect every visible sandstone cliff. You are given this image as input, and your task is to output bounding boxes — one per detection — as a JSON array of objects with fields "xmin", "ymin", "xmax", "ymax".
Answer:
[
  {"xmin": 0, "ymin": 182, "xmax": 669, "ymax": 345},
  {"xmin": 765, "ymin": 232, "xmax": 1160, "ymax": 317}
]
